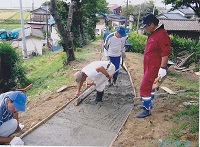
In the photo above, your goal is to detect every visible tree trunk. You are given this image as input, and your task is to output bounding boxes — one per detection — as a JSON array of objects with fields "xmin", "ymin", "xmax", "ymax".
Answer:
[{"xmin": 50, "ymin": 0, "xmax": 75, "ymax": 64}]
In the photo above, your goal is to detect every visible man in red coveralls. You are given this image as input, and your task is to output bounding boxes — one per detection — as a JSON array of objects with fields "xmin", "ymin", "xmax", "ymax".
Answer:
[{"xmin": 136, "ymin": 13, "xmax": 171, "ymax": 118}]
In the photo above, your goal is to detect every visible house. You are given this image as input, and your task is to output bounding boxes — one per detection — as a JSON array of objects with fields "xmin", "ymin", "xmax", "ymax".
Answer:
[
  {"xmin": 96, "ymin": 14, "xmax": 106, "ymax": 36},
  {"xmin": 106, "ymin": 14, "xmax": 126, "ymax": 27},
  {"xmin": 27, "ymin": 6, "xmax": 51, "ymax": 36},
  {"xmin": 157, "ymin": 13, "xmax": 187, "ymax": 19},
  {"xmin": 108, "ymin": 5, "xmax": 122, "ymax": 15},
  {"xmin": 159, "ymin": 18, "xmax": 200, "ymax": 40},
  {"xmin": 169, "ymin": 7, "xmax": 197, "ymax": 19}
]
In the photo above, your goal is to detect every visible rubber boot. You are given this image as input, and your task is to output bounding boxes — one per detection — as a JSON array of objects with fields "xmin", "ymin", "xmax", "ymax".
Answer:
[
  {"xmin": 136, "ymin": 97, "xmax": 152, "ymax": 118},
  {"xmin": 108, "ymin": 79, "xmax": 112, "ymax": 87},
  {"xmin": 136, "ymin": 108, "xmax": 151, "ymax": 118},
  {"xmin": 113, "ymin": 76, "xmax": 117, "ymax": 86},
  {"xmin": 95, "ymin": 91, "xmax": 104, "ymax": 102},
  {"xmin": 138, "ymin": 92, "xmax": 155, "ymax": 109},
  {"xmin": 89, "ymin": 91, "xmax": 104, "ymax": 105}
]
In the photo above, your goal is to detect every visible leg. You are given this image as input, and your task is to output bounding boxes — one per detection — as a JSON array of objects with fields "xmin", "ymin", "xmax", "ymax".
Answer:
[
  {"xmin": 136, "ymin": 97, "xmax": 152, "ymax": 118},
  {"xmin": 137, "ymin": 71, "xmax": 156, "ymax": 118},
  {"xmin": 0, "ymin": 119, "xmax": 18, "ymax": 137},
  {"xmin": 109, "ymin": 56, "xmax": 120, "ymax": 85},
  {"xmin": 95, "ymin": 91, "xmax": 104, "ymax": 102}
]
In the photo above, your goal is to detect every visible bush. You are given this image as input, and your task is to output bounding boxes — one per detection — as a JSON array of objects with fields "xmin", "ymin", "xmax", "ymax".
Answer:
[
  {"xmin": 170, "ymin": 35, "xmax": 200, "ymax": 67},
  {"xmin": 127, "ymin": 33, "xmax": 200, "ymax": 69},
  {"xmin": 127, "ymin": 32, "xmax": 147, "ymax": 53},
  {"xmin": 0, "ymin": 42, "xmax": 30, "ymax": 92}
]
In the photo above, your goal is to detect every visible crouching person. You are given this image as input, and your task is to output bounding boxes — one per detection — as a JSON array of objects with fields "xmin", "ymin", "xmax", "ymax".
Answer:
[
  {"xmin": 74, "ymin": 61, "xmax": 115, "ymax": 104},
  {"xmin": 0, "ymin": 91, "xmax": 27, "ymax": 145}
]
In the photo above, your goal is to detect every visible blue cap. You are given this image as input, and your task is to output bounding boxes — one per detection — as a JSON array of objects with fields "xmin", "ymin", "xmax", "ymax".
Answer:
[
  {"xmin": 8, "ymin": 91, "xmax": 27, "ymax": 112},
  {"xmin": 142, "ymin": 13, "xmax": 159, "ymax": 28},
  {"xmin": 117, "ymin": 26, "xmax": 127, "ymax": 37}
]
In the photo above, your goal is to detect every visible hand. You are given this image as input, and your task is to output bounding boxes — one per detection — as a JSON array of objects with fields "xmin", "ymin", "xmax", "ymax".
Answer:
[
  {"xmin": 107, "ymin": 74, "xmax": 112, "ymax": 79},
  {"xmin": 158, "ymin": 67, "xmax": 167, "ymax": 79},
  {"xmin": 75, "ymin": 91, "xmax": 80, "ymax": 97},
  {"xmin": 19, "ymin": 123, "xmax": 24, "ymax": 130},
  {"xmin": 87, "ymin": 81, "xmax": 94, "ymax": 87},
  {"xmin": 122, "ymin": 52, "xmax": 126, "ymax": 58},
  {"xmin": 106, "ymin": 56, "xmax": 110, "ymax": 61},
  {"xmin": 10, "ymin": 137, "xmax": 24, "ymax": 145}
]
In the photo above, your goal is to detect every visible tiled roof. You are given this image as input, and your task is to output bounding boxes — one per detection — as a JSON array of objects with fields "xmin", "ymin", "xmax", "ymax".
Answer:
[
  {"xmin": 157, "ymin": 13, "xmax": 187, "ymax": 19},
  {"xmin": 159, "ymin": 19, "xmax": 200, "ymax": 31},
  {"xmin": 107, "ymin": 14, "xmax": 125, "ymax": 22},
  {"xmin": 178, "ymin": 8, "xmax": 195, "ymax": 15},
  {"xmin": 109, "ymin": 5, "xmax": 121, "ymax": 11}
]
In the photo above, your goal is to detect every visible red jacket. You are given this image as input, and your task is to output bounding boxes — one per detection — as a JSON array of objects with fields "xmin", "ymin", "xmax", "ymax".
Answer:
[{"xmin": 140, "ymin": 24, "xmax": 171, "ymax": 96}]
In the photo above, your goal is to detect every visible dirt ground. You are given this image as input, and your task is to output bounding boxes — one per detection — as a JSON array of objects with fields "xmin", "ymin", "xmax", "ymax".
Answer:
[{"xmin": 16, "ymin": 39, "xmax": 198, "ymax": 146}]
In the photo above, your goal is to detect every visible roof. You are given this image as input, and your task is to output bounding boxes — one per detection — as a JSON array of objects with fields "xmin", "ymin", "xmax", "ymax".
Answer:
[
  {"xmin": 31, "ymin": 6, "xmax": 50, "ymax": 15},
  {"xmin": 178, "ymin": 7, "xmax": 195, "ymax": 15},
  {"xmin": 157, "ymin": 13, "xmax": 187, "ymax": 19},
  {"xmin": 106, "ymin": 14, "xmax": 125, "ymax": 22},
  {"xmin": 109, "ymin": 5, "xmax": 121, "ymax": 11},
  {"xmin": 159, "ymin": 19, "xmax": 200, "ymax": 31}
]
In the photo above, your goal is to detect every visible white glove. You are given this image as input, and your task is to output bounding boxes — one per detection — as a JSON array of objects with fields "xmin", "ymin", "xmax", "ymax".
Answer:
[
  {"xmin": 106, "ymin": 56, "xmax": 110, "ymax": 61},
  {"xmin": 122, "ymin": 52, "xmax": 126, "ymax": 58},
  {"xmin": 10, "ymin": 137, "xmax": 24, "ymax": 145},
  {"xmin": 19, "ymin": 123, "xmax": 24, "ymax": 130},
  {"xmin": 158, "ymin": 67, "xmax": 167, "ymax": 79}
]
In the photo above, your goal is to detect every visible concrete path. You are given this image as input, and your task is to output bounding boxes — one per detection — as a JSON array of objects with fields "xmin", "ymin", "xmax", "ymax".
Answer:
[{"xmin": 23, "ymin": 69, "xmax": 134, "ymax": 146}]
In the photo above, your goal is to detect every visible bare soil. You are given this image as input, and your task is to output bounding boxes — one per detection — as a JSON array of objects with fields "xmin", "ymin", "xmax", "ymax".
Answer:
[{"xmin": 15, "ymin": 40, "xmax": 198, "ymax": 146}]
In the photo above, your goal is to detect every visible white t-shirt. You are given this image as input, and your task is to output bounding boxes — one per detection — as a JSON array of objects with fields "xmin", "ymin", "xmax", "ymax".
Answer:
[
  {"xmin": 104, "ymin": 33, "xmax": 127, "ymax": 57},
  {"xmin": 82, "ymin": 61, "xmax": 110, "ymax": 79}
]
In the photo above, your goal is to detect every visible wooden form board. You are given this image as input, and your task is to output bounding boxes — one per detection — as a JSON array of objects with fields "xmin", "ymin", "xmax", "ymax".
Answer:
[{"xmin": 160, "ymin": 86, "xmax": 177, "ymax": 95}]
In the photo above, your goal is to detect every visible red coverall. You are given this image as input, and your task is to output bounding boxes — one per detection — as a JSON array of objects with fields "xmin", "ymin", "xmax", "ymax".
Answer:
[{"xmin": 140, "ymin": 24, "xmax": 171, "ymax": 97}]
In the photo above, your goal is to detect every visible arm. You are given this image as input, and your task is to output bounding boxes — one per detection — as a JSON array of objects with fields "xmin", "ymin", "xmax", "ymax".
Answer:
[
  {"xmin": 75, "ymin": 81, "xmax": 84, "ymax": 97},
  {"xmin": 161, "ymin": 55, "xmax": 169, "ymax": 68},
  {"xmin": 0, "ymin": 136, "xmax": 14, "ymax": 144},
  {"xmin": 13, "ymin": 112, "xmax": 21, "ymax": 131},
  {"xmin": 96, "ymin": 66, "xmax": 112, "ymax": 79}
]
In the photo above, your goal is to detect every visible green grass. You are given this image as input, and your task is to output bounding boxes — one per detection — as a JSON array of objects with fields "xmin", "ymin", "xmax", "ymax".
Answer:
[
  {"xmin": 0, "ymin": 9, "xmax": 30, "ymax": 29},
  {"xmin": 0, "ymin": 22, "xmax": 21, "ymax": 30},
  {"xmin": 22, "ymin": 46, "xmax": 96, "ymax": 99}
]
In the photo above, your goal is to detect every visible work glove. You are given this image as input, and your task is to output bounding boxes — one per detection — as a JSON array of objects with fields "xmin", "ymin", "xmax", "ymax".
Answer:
[
  {"xmin": 19, "ymin": 123, "xmax": 24, "ymax": 130},
  {"xmin": 122, "ymin": 52, "xmax": 126, "ymax": 58},
  {"xmin": 158, "ymin": 67, "xmax": 167, "ymax": 79},
  {"xmin": 10, "ymin": 137, "xmax": 24, "ymax": 145}
]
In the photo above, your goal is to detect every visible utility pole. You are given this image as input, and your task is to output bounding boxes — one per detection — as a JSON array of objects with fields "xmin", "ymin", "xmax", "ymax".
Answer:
[
  {"xmin": 125, "ymin": 0, "xmax": 128, "ymax": 29},
  {"xmin": 46, "ymin": 5, "xmax": 49, "ymax": 47},
  {"xmin": 136, "ymin": 4, "xmax": 141, "ymax": 33},
  {"xmin": 153, "ymin": 0, "xmax": 156, "ymax": 15},
  {"xmin": 19, "ymin": 0, "xmax": 28, "ymax": 58}
]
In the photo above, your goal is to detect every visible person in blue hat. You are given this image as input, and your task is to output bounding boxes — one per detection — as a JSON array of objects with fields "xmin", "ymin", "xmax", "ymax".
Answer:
[
  {"xmin": 0, "ymin": 91, "xmax": 27, "ymax": 145},
  {"xmin": 104, "ymin": 26, "xmax": 127, "ymax": 86}
]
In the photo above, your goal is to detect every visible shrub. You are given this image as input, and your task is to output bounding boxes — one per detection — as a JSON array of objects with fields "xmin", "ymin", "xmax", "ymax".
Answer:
[
  {"xmin": 0, "ymin": 42, "xmax": 30, "ymax": 92},
  {"xmin": 127, "ymin": 32, "xmax": 147, "ymax": 53},
  {"xmin": 170, "ymin": 35, "xmax": 200, "ymax": 67}
]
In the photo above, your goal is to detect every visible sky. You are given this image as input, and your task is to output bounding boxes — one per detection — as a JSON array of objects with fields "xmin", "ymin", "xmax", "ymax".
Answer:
[
  {"xmin": 106, "ymin": 0, "xmax": 172, "ymax": 9},
  {"xmin": 0, "ymin": 0, "xmax": 171, "ymax": 9}
]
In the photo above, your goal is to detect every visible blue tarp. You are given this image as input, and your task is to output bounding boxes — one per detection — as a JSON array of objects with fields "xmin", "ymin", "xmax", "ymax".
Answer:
[
  {"xmin": 0, "ymin": 29, "xmax": 8, "ymax": 39},
  {"xmin": 9, "ymin": 28, "xmax": 21, "ymax": 39}
]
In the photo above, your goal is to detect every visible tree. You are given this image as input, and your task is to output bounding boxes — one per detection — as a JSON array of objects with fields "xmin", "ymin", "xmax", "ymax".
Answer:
[
  {"xmin": 50, "ymin": 0, "xmax": 76, "ymax": 64},
  {"xmin": 49, "ymin": 0, "xmax": 108, "ymax": 64},
  {"xmin": 121, "ymin": 1, "xmax": 158, "ymax": 30},
  {"xmin": 163, "ymin": 0, "xmax": 200, "ymax": 17}
]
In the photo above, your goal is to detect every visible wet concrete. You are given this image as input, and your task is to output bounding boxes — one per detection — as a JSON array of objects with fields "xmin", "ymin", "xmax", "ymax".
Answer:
[{"xmin": 23, "ymin": 69, "xmax": 134, "ymax": 146}]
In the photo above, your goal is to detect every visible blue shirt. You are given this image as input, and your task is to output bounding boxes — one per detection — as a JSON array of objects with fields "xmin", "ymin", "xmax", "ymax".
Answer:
[{"xmin": 0, "ymin": 92, "xmax": 14, "ymax": 126}]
